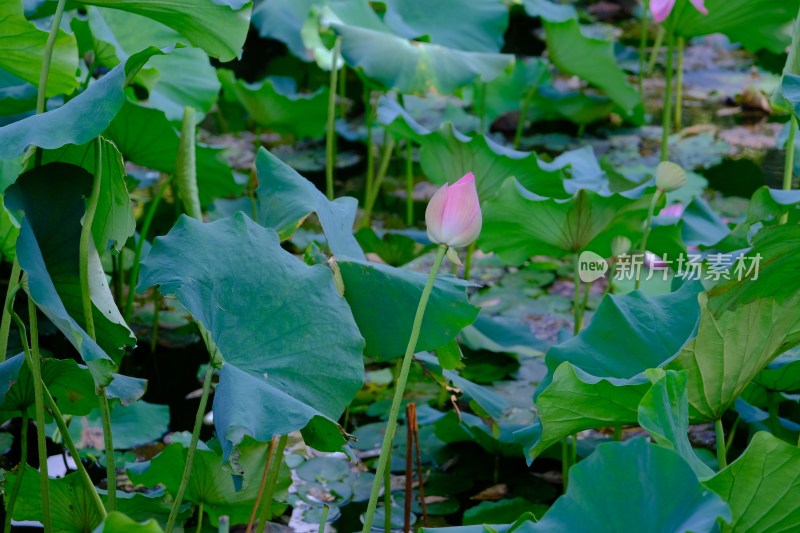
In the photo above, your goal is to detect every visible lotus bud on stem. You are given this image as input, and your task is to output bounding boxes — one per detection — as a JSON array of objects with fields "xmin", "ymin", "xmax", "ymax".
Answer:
[{"xmin": 361, "ymin": 173, "xmax": 481, "ymax": 532}]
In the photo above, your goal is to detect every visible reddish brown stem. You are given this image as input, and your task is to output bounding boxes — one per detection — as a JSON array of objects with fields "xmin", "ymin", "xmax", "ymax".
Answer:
[{"xmin": 246, "ymin": 436, "xmax": 278, "ymax": 533}]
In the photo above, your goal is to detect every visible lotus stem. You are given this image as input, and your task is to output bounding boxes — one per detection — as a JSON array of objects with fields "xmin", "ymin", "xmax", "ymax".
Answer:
[
  {"xmin": 361, "ymin": 244, "xmax": 448, "ymax": 533},
  {"xmin": 638, "ymin": 0, "xmax": 650, "ymax": 99},
  {"xmin": 257, "ymin": 434, "xmax": 288, "ymax": 532},
  {"xmin": 0, "ymin": 259, "xmax": 22, "ymax": 363},
  {"xmin": 326, "ymin": 37, "xmax": 342, "ymax": 201},
  {"xmin": 195, "ymin": 502, "xmax": 204, "ymax": 533},
  {"xmin": 660, "ymin": 33, "xmax": 675, "ymax": 162},
  {"xmin": 572, "ymin": 255, "xmax": 583, "ymax": 334},
  {"xmin": 714, "ymin": 418, "xmax": 727, "ymax": 469},
  {"xmin": 124, "ymin": 177, "xmax": 173, "ymax": 323},
  {"xmin": 646, "ymin": 26, "xmax": 665, "ymax": 75},
  {"xmin": 464, "ymin": 241, "xmax": 477, "ymax": 280},
  {"xmin": 364, "ymin": 87, "xmax": 375, "ymax": 210},
  {"xmin": 782, "ymin": 115, "xmax": 797, "ymax": 225},
  {"xmin": 636, "ymin": 190, "xmax": 662, "ymax": 290},
  {"xmin": 405, "ymin": 140, "xmax": 414, "ymax": 226},
  {"xmin": 42, "ymin": 385, "xmax": 106, "ymax": 519},
  {"xmin": 674, "ymin": 37, "xmax": 685, "ymax": 131},
  {"xmin": 364, "ymin": 137, "xmax": 396, "ymax": 224},
  {"xmin": 165, "ymin": 363, "xmax": 214, "ymax": 532},
  {"xmin": 247, "ymin": 436, "xmax": 278, "ymax": 533},
  {"xmin": 514, "ymin": 86, "xmax": 539, "ymax": 149},
  {"xmin": 318, "ymin": 505, "xmax": 330, "ymax": 533},
  {"xmin": 8, "ymin": 292, "xmax": 52, "ymax": 531},
  {"xmin": 384, "ymin": 462, "xmax": 392, "ymax": 532},
  {"xmin": 36, "ymin": 0, "xmax": 67, "ymax": 115},
  {"xmin": 3, "ymin": 412, "xmax": 28, "ymax": 533}
]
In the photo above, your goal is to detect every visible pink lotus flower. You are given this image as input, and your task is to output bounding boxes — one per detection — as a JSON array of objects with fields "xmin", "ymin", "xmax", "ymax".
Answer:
[
  {"xmin": 650, "ymin": 0, "xmax": 708, "ymax": 23},
  {"xmin": 425, "ymin": 172, "xmax": 482, "ymax": 248},
  {"xmin": 659, "ymin": 203, "xmax": 685, "ymax": 218}
]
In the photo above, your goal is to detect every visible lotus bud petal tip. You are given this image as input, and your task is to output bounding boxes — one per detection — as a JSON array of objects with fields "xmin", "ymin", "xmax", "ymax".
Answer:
[
  {"xmin": 425, "ymin": 172, "xmax": 482, "ymax": 249},
  {"xmin": 655, "ymin": 161, "xmax": 687, "ymax": 193}
]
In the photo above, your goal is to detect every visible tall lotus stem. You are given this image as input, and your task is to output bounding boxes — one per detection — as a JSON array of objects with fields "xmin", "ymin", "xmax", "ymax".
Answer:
[
  {"xmin": 674, "ymin": 37, "xmax": 685, "ymax": 131},
  {"xmin": 0, "ymin": 260, "xmax": 21, "ymax": 362},
  {"xmin": 715, "ymin": 419, "xmax": 727, "ymax": 469},
  {"xmin": 782, "ymin": 116, "xmax": 797, "ymax": 225},
  {"xmin": 638, "ymin": 0, "xmax": 650, "ymax": 98},
  {"xmin": 3, "ymin": 412, "xmax": 27, "ymax": 532},
  {"xmin": 361, "ymin": 245, "xmax": 447, "ymax": 532},
  {"xmin": 79, "ymin": 138, "xmax": 117, "ymax": 511},
  {"xmin": 257, "ymin": 434, "xmax": 289, "ymax": 532},
  {"xmin": 660, "ymin": 33, "xmax": 675, "ymax": 162},
  {"xmin": 326, "ymin": 37, "xmax": 342, "ymax": 200},
  {"xmin": 165, "ymin": 107, "xmax": 213, "ymax": 532}
]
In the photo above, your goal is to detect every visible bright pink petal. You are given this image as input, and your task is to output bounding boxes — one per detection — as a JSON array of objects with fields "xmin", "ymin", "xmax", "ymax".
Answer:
[
  {"xmin": 689, "ymin": 0, "xmax": 708, "ymax": 15},
  {"xmin": 439, "ymin": 172, "xmax": 482, "ymax": 248},
  {"xmin": 650, "ymin": 0, "xmax": 676, "ymax": 23},
  {"xmin": 425, "ymin": 182, "xmax": 449, "ymax": 244}
]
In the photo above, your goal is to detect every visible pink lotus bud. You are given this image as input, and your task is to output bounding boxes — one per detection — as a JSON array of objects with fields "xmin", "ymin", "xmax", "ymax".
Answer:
[
  {"xmin": 425, "ymin": 172, "xmax": 482, "ymax": 248},
  {"xmin": 650, "ymin": 0, "xmax": 707, "ymax": 23}
]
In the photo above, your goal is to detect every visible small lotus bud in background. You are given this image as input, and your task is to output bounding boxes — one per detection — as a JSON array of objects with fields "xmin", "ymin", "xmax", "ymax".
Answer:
[
  {"xmin": 655, "ymin": 161, "xmax": 688, "ymax": 193},
  {"xmin": 611, "ymin": 236, "xmax": 632, "ymax": 257},
  {"xmin": 650, "ymin": 0, "xmax": 707, "ymax": 24},
  {"xmin": 425, "ymin": 172, "xmax": 482, "ymax": 249}
]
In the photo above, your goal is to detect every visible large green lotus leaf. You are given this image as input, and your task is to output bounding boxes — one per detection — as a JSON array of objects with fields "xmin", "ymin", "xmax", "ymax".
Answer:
[
  {"xmin": 0, "ymin": 357, "xmax": 146, "ymax": 422},
  {"xmin": 711, "ymin": 187, "xmax": 800, "ymax": 251},
  {"xmin": 376, "ymin": 109, "xmax": 609, "ymax": 202},
  {"xmin": 667, "ymin": 0, "xmax": 800, "ymax": 54},
  {"xmin": 104, "ymin": 99, "xmax": 241, "ymax": 204},
  {"xmin": 128, "ymin": 438, "xmax": 290, "ymax": 527},
  {"xmin": 254, "ymin": 147, "xmax": 363, "ymax": 258},
  {"xmin": 755, "ymin": 347, "xmax": 800, "ymax": 392},
  {"xmin": 708, "ymin": 224, "xmax": 800, "ymax": 314},
  {"xmin": 138, "ymin": 213, "xmax": 365, "ymax": 461},
  {"xmin": 40, "ymin": 139, "xmax": 135, "ymax": 253},
  {"xmin": 337, "ymin": 258, "xmax": 479, "ymax": 360},
  {"xmin": 0, "ymin": 47, "xmax": 162, "ymax": 160},
  {"xmin": 483, "ymin": 58, "xmax": 551, "ymax": 123},
  {"xmin": 518, "ymin": 283, "xmax": 702, "ymax": 461},
  {"xmin": 218, "ymin": 69, "xmax": 328, "ymax": 139},
  {"xmin": 705, "ymin": 431, "xmax": 800, "ymax": 531},
  {"xmin": 85, "ymin": 7, "xmax": 220, "ymax": 123},
  {"xmin": 92, "ymin": 512, "xmax": 163, "ymax": 533},
  {"xmin": 382, "ymin": 0, "xmax": 509, "ymax": 53},
  {"xmin": 331, "ymin": 22, "xmax": 513, "ymax": 94},
  {"xmin": 251, "ymin": 0, "xmax": 318, "ymax": 59},
  {"xmin": 75, "ymin": 0, "xmax": 252, "ymax": 62},
  {"xmin": 0, "ymin": 0, "xmax": 78, "ymax": 97},
  {"xmin": 666, "ymin": 292, "xmax": 800, "ymax": 421},
  {"xmin": 480, "ymin": 178, "xmax": 653, "ymax": 265},
  {"xmin": 5, "ymin": 164, "xmax": 135, "ymax": 386},
  {"xmin": 523, "ymin": 0, "xmax": 643, "ymax": 121},
  {"xmin": 252, "ymin": 148, "xmax": 480, "ymax": 360},
  {"xmin": 519, "ymin": 439, "xmax": 730, "ymax": 532},
  {"xmin": 6, "ymin": 469, "xmax": 180, "ymax": 531},
  {"xmin": 638, "ymin": 369, "xmax": 714, "ymax": 478}
]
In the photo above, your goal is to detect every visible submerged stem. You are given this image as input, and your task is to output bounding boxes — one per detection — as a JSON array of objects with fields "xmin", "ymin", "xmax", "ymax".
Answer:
[
  {"xmin": 636, "ymin": 190, "xmax": 662, "ymax": 290},
  {"xmin": 361, "ymin": 245, "xmax": 448, "ymax": 533},
  {"xmin": 36, "ymin": 0, "xmax": 68, "ymax": 115}
]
